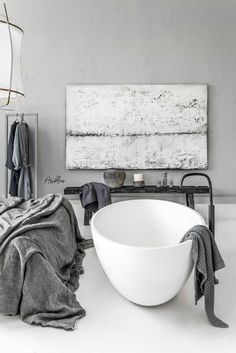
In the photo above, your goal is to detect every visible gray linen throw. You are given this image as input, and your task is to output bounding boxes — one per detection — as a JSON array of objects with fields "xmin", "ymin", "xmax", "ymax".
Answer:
[
  {"xmin": 181, "ymin": 225, "xmax": 228, "ymax": 328},
  {"xmin": 0, "ymin": 194, "xmax": 93, "ymax": 330}
]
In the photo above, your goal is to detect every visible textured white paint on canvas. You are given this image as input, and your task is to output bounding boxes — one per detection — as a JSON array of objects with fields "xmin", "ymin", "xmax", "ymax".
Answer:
[{"xmin": 66, "ymin": 84, "xmax": 207, "ymax": 169}]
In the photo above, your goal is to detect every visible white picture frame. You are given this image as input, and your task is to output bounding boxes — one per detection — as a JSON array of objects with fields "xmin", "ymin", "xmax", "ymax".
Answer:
[{"xmin": 66, "ymin": 84, "xmax": 208, "ymax": 170}]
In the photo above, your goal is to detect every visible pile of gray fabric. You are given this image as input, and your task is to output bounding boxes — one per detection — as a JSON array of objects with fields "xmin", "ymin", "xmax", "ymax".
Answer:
[
  {"xmin": 181, "ymin": 225, "xmax": 228, "ymax": 328},
  {"xmin": 0, "ymin": 194, "xmax": 93, "ymax": 330}
]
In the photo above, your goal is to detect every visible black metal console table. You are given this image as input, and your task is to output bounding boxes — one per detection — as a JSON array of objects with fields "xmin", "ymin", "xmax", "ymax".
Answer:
[{"xmin": 64, "ymin": 184, "xmax": 213, "ymax": 232}]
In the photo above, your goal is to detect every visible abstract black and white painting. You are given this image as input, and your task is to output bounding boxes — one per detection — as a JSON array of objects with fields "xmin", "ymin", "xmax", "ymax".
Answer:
[{"xmin": 66, "ymin": 84, "xmax": 207, "ymax": 169}]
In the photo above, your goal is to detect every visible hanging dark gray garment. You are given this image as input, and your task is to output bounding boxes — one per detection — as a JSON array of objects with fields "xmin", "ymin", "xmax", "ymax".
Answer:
[
  {"xmin": 5, "ymin": 121, "xmax": 20, "ymax": 196},
  {"xmin": 12, "ymin": 122, "xmax": 32, "ymax": 200}
]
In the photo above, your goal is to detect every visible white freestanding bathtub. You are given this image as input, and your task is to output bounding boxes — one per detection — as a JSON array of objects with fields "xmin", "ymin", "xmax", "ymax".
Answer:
[{"xmin": 91, "ymin": 199, "xmax": 205, "ymax": 306}]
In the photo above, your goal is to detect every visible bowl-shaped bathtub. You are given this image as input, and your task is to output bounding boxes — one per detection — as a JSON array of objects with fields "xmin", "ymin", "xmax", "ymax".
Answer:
[{"xmin": 91, "ymin": 199, "xmax": 205, "ymax": 306}]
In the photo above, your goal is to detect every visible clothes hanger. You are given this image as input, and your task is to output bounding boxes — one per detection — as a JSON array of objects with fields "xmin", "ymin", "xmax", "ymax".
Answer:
[
  {"xmin": 20, "ymin": 113, "xmax": 25, "ymax": 123},
  {"xmin": 15, "ymin": 113, "xmax": 19, "ymax": 123}
]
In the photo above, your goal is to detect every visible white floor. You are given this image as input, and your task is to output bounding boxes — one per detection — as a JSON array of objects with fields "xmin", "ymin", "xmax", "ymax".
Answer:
[{"xmin": 0, "ymin": 204, "xmax": 236, "ymax": 353}]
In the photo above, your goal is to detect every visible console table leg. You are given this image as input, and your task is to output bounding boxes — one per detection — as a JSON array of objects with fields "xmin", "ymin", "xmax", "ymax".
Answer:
[
  {"xmin": 186, "ymin": 194, "xmax": 190, "ymax": 207},
  {"xmin": 208, "ymin": 204, "xmax": 215, "ymax": 236},
  {"xmin": 84, "ymin": 210, "xmax": 93, "ymax": 225},
  {"xmin": 188, "ymin": 193, "xmax": 195, "ymax": 209}
]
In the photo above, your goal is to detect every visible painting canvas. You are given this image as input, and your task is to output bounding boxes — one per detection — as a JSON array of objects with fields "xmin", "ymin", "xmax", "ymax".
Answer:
[{"xmin": 66, "ymin": 84, "xmax": 207, "ymax": 169}]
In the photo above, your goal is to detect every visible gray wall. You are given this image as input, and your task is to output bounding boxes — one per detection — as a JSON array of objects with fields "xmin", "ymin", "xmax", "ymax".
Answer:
[{"xmin": 1, "ymin": 0, "xmax": 236, "ymax": 198}]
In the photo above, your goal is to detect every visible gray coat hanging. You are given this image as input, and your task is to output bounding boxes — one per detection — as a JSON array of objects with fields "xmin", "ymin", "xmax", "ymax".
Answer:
[{"xmin": 12, "ymin": 122, "xmax": 32, "ymax": 200}]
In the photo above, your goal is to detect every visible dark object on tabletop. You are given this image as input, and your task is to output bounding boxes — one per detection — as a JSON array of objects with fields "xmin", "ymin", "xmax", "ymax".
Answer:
[
  {"xmin": 0, "ymin": 194, "xmax": 93, "ymax": 330},
  {"xmin": 80, "ymin": 182, "xmax": 111, "ymax": 224},
  {"xmin": 5, "ymin": 121, "xmax": 20, "ymax": 196},
  {"xmin": 162, "ymin": 172, "xmax": 168, "ymax": 187},
  {"xmin": 103, "ymin": 169, "xmax": 126, "ymax": 188},
  {"xmin": 181, "ymin": 225, "xmax": 228, "ymax": 328},
  {"xmin": 181, "ymin": 172, "xmax": 215, "ymax": 235}
]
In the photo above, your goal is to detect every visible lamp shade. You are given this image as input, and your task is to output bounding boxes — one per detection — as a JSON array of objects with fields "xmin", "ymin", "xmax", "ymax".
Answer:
[{"xmin": 0, "ymin": 5, "xmax": 24, "ymax": 108}]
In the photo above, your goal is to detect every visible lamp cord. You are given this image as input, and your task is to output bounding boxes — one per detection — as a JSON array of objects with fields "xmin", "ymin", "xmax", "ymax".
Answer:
[{"xmin": 0, "ymin": 3, "xmax": 14, "ymax": 108}]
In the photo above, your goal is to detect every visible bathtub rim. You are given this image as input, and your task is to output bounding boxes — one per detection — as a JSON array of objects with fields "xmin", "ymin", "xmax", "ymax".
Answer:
[{"xmin": 91, "ymin": 199, "xmax": 206, "ymax": 250}]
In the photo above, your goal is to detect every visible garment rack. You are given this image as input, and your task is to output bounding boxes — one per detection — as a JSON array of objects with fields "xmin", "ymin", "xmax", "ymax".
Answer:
[{"xmin": 5, "ymin": 113, "xmax": 38, "ymax": 198}]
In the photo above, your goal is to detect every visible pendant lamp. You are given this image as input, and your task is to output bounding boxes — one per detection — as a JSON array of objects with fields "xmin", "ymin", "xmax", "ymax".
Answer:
[{"xmin": 0, "ymin": 3, "xmax": 24, "ymax": 109}]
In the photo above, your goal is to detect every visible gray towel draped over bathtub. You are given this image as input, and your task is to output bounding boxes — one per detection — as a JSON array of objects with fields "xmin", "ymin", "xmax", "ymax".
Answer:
[
  {"xmin": 181, "ymin": 225, "xmax": 228, "ymax": 328},
  {"xmin": 80, "ymin": 182, "xmax": 111, "ymax": 214},
  {"xmin": 0, "ymin": 194, "xmax": 93, "ymax": 330}
]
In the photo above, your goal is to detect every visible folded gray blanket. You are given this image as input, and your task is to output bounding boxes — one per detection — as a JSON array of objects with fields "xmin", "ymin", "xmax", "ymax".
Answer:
[
  {"xmin": 0, "ymin": 194, "xmax": 93, "ymax": 330},
  {"xmin": 181, "ymin": 225, "xmax": 228, "ymax": 328}
]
